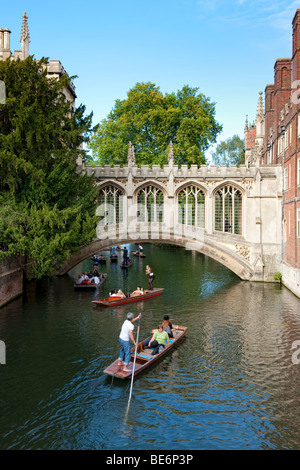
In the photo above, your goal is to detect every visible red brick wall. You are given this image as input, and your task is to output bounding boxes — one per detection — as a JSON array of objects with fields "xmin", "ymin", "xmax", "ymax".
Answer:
[
  {"xmin": 261, "ymin": 9, "xmax": 300, "ymax": 270},
  {"xmin": 245, "ymin": 126, "xmax": 256, "ymax": 149}
]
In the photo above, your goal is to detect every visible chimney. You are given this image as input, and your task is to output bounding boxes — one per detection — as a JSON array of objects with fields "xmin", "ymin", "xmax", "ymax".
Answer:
[
  {"xmin": 292, "ymin": 9, "xmax": 300, "ymax": 84},
  {"xmin": 3, "ymin": 28, "xmax": 11, "ymax": 51},
  {"xmin": 0, "ymin": 29, "xmax": 4, "ymax": 50},
  {"xmin": 273, "ymin": 58, "xmax": 291, "ymax": 136}
]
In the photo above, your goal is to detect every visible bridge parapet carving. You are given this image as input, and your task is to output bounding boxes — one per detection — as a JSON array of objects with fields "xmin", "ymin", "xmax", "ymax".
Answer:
[{"xmin": 85, "ymin": 161, "xmax": 275, "ymax": 181}]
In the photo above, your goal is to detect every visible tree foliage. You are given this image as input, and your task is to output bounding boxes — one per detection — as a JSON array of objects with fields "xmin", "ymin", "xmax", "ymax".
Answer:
[
  {"xmin": 0, "ymin": 56, "xmax": 98, "ymax": 279},
  {"xmin": 89, "ymin": 82, "xmax": 222, "ymax": 167},
  {"xmin": 211, "ymin": 134, "xmax": 245, "ymax": 166}
]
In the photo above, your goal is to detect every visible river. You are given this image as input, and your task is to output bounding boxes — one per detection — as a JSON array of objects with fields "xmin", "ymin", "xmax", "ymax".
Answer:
[{"xmin": 0, "ymin": 243, "xmax": 300, "ymax": 450}]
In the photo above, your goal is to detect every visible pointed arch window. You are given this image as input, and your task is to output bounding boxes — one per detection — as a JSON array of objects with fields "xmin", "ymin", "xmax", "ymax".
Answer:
[
  {"xmin": 178, "ymin": 185, "xmax": 205, "ymax": 227},
  {"xmin": 137, "ymin": 186, "xmax": 164, "ymax": 222},
  {"xmin": 214, "ymin": 185, "xmax": 242, "ymax": 234},
  {"xmin": 97, "ymin": 185, "xmax": 124, "ymax": 226}
]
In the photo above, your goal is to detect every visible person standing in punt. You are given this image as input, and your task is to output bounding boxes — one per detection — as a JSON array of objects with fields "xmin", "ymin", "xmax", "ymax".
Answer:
[
  {"xmin": 145, "ymin": 265, "xmax": 154, "ymax": 290},
  {"xmin": 123, "ymin": 246, "xmax": 129, "ymax": 266},
  {"xmin": 118, "ymin": 312, "xmax": 141, "ymax": 373}
]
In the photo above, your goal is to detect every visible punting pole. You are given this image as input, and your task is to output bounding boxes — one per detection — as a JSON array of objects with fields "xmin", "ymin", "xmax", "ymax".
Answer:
[{"xmin": 127, "ymin": 313, "xmax": 141, "ymax": 405}]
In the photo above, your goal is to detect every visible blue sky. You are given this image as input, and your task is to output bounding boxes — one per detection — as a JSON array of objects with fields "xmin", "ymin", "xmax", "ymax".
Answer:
[{"xmin": 1, "ymin": 0, "xmax": 298, "ymax": 159}]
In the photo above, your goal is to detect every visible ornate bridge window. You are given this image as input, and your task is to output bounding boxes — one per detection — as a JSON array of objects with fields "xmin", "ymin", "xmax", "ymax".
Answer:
[
  {"xmin": 97, "ymin": 185, "xmax": 124, "ymax": 225},
  {"xmin": 137, "ymin": 186, "xmax": 164, "ymax": 222},
  {"xmin": 178, "ymin": 185, "xmax": 205, "ymax": 227},
  {"xmin": 214, "ymin": 185, "xmax": 242, "ymax": 234}
]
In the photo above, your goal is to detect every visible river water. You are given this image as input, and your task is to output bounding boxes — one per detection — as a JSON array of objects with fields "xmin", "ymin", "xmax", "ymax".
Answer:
[{"xmin": 1, "ymin": 243, "xmax": 300, "ymax": 450}]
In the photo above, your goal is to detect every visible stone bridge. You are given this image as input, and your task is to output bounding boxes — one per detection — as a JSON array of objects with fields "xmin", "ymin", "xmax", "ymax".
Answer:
[{"xmin": 58, "ymin": 146, "xmax": 283, "ymax": 282}]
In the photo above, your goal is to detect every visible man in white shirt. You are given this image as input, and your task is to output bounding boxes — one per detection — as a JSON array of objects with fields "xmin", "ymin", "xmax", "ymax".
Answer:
[{"xmin": 118, "ymin": 312, "xmax": 141, "ymax": 373}]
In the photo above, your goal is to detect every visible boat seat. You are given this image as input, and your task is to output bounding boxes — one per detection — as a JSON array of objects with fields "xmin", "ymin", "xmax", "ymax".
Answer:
[
  {"xmin": 141, "ymin": 349, "xmax": 154, "ymax": 356},
  {"xmin": 136, "ymin": 353, "xmax": 153, "ymax": 360}
]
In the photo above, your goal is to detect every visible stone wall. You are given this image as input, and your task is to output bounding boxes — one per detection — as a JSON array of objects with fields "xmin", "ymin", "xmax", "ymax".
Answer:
[{"xmin": 0, "ymin": 256, "xmax": 24, "ymax": 308}]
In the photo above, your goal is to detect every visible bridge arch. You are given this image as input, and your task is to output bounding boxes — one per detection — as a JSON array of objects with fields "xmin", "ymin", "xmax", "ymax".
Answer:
[{"xmin": 56, "ymin": 235, "xmax": 254, "ymax": 281}]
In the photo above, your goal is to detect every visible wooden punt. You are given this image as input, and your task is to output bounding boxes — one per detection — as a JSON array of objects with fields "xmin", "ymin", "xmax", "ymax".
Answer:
[
  {"xmin": 120, "ymin": 259, "xmax": 133, "ymax": 269},
  {"xmin": 131, "ymin": 251, "xmax": 146, "ymax": 258},
  {"xmin": 91, "ymin": 256, "xmax": 106, "ymax": 264},
  {"xmin": 110, "ymin": 255, "xmax": 118, "ymax": 262},
  {"xmin": 74, "ymin": 274, "xmax": 107, "ymax": 289},
  {"xmin": 92, "ymin": 287, "xmax": 164, "ymax": 306},
  {"xmin": 104, "ymin": 326, "xmax": 187, "ymax": 379}
]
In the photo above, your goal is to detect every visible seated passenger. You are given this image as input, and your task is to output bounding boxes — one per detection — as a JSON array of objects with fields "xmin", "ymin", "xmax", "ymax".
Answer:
[
  {"xmin": 131, "ymin": 286, "xmax": 143, "ymax": 296},
  {"xmin": 147, "ymin": 324, "xmax": 169, "ymax": 355},
  {"xmin": 117, "ymin": 289, "xmax": 126, "ymax": 298},
  {"xmin": 162, "ymin": 314, "xmax": 177, "ymax": 338},
  {"xmin": 81, "ymin": 273, "xmax": 90, "ymax": 284},
  {"xmin": 109, "ymin": 289, "xmax": 119, "ymax": 297}
]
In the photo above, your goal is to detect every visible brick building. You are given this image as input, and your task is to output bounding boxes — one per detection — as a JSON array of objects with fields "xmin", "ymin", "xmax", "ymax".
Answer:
[{"xmin": 245, "ymin": 8, "xmax": 300, "ymax": 297}]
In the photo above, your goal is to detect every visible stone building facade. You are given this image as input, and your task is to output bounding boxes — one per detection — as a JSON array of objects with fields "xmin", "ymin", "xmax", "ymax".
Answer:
[{"xmin": 245, "ymin": 8, "xmax": 300, "ymax": 298}]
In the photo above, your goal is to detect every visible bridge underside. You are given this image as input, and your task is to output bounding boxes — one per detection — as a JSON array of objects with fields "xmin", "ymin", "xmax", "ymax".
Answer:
[{"xmin": 55, "ymin": 226, "xmax": 275, "ymax": 282}]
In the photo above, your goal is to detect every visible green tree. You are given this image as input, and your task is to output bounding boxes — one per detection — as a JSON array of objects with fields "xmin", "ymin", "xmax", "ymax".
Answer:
[
  {"xmin": 0, "ymin": 56, "xmax": 98, "ymax": 279},
  {"xmin": 211, "ymin": 135, "xmax": 245, "ymax": 166},
  {"xmin": 89, "ymin": 82, "xmax": 222, "ymax": 167}
]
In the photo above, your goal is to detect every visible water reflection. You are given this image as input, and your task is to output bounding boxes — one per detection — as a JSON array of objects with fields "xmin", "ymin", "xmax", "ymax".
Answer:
[{"xmin": 0, "ymin": 244, "xmax": 300, "ymax": 449}]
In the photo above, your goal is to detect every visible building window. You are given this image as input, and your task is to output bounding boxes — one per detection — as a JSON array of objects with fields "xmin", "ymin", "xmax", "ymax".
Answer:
[
  {"xmin": 297, "ymin": 208, "xmax": 300, "ymax": 238},
  {"xmin": 215, "ymin": 185, "xmax": 243, "ymax": 235},
  {"xmin": 137, "ymin": 186, "xmax": 164, "ymax": 222},
  {"xmin": 178, "ymin": 185, "xmax": 205, "ymax": 227},
  {"xmin": 268, "ymin": 142, "xmax": 273, "ymax": 164},
  {"xmin": 284, "ymin": 167, "xmax": 288, "ymax": 191},
  {"xmin": 297, "ymin": 158, "xmax": 300, "ymax": 186},
  {"xmin": 284, "ymin": 130, "xmax": 288, "ymax": 149},
  {"xmin": 98, "ymin": 185, "xmax": 124, "ymax": 225}
]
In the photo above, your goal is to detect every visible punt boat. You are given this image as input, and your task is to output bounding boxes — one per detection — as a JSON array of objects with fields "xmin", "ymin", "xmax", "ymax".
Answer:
[
  {"xmin": 131, "ymin": 251, "xmax": 146, "ymax": 258},
  {"xmin": 92, "ymin": 287, "xmax": 164, "ymax": 306},
  {"xmin": 104, "ymin": 326, "xmax": 187, "ymax": 379},
  {"xmin": 120, "ymin": 259, "xmax": 133, "ymax": 269},
  {"xmin": 74, "ymin": 274, "xmax": 107, "ymax": 289}
]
